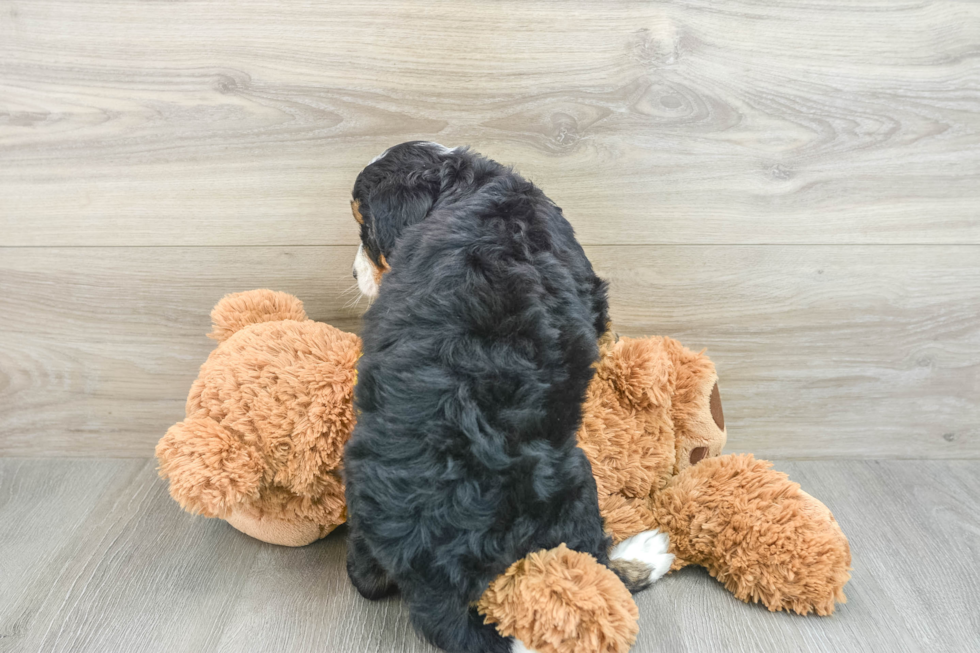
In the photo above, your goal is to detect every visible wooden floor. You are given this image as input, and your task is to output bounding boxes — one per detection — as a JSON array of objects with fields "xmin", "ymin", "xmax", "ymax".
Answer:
[
  {"xmin": 2, "ymin": 2, "xmax": 979, "ymax": 652},
  {"xmin": 0, "ymin": 458, "xmax": 977, "ymax": 653}
]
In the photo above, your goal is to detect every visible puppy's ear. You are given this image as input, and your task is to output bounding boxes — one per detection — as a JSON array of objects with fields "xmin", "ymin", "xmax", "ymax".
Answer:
[{"xmin": 367, "ymin": 168, "xmax": 441, "ymax": 258}]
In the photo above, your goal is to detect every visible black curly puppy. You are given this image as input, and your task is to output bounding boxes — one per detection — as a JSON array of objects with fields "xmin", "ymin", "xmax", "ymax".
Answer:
[{"xmin": 343, "ymin": 142, "xmax": 666, "ymax": 653}]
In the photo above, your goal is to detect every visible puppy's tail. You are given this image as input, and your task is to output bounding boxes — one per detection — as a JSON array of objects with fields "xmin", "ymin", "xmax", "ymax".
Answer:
[{"xmin": 608, "ymin": 529, "xmax": 675, "ymax": 593}]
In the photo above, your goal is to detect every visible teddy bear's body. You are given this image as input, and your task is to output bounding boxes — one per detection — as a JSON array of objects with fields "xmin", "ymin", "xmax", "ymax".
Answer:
[
  {"xmin": 156, "ymin": 290, "xmax": 358, "ymax": 546},
  {"xmin": 158, "ymin": 289, "xmax": 851, "ymax": 653}
]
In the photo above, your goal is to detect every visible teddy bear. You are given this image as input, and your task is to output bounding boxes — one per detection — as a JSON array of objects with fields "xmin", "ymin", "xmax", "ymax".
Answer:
[
  {"xmin": 155, "ymin": 289, "xmax": 359, "ymax": 547},
  {"xmin": 567, "ymin": 330, "xmax": 851, "ymax": 617},
  {"xmin": 157, "ymin": 289, "xmax": 851, "ymax": 653},
  {"xmin": 476, "ymin": 331, "xmax": 851, "ymax": 652}
]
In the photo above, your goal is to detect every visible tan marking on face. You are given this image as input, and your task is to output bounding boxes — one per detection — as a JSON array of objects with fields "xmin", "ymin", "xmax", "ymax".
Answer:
[
  {"xmin": 372, "ymin": 253, "xmax": 390, "ymax": 286},
  {"xmin": 351, "ymin": 199, "xmax": 364, "ymax": 225}
]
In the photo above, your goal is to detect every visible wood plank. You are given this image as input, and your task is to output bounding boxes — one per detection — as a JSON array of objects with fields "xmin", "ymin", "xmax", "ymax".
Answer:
[
  {"xmin": 0, "ymin": 458, "xmax": 146, "ymax": 647},
  {"xmin": 0, "ymin": 246, "xmax": 364, "ymax": 457},
  {"xmin": 1, "ymin": 459, "xmax": 978, "ymax": 652},
  {"xmin": 592, "ymin": 245, "xmax": 980, "ymax": 460},
  {"xmin": 3, "ymin": 0, "xmax": 979, "ymax": 246},
  {"xmin": 0, "ymin": 245, "xmax": 977, "ymax": 458},
  {"xmin": 0, "ymin": 458, "xmax": 437, "ymax": 653}
]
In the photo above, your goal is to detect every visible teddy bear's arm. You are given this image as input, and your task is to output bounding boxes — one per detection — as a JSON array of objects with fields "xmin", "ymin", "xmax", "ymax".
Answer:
[{"xmin": 156, "ymin": 417, "xmax": 264, "ymax": 518}]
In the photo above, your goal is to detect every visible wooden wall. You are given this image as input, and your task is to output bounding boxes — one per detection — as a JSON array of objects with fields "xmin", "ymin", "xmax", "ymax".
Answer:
[{"xmin": 2, "ymin": 0, "xmax": 978, "ymax": 458}]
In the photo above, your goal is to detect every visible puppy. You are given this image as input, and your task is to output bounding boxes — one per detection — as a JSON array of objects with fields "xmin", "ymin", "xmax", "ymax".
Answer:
[{"xmin": 343, "ymin": 142, "xmax": 668, "ymax": 653}]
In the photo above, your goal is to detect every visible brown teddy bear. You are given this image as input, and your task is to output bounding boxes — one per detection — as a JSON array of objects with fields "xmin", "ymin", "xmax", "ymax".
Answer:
[
  {"xmin": 157, "ymin": 289, "xmax": 851, "ymax": 653},
  {"xmin": 156, "ymin": 289, "xmax": 359, "ymax": 547},
  {"xmin": 571, "ymin": 331, "xmax": 851, "ymax": 617}
]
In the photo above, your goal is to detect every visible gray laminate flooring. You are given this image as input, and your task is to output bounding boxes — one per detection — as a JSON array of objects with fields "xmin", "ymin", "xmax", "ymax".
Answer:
[{"xmin": 1, "ymin": 459, "xmax": 977, "ymax": 653}]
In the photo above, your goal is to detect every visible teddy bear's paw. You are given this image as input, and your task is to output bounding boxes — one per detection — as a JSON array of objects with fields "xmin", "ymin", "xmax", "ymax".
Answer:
[
  {"xmin": 511, "ymin": 638, "xmax": 541, "ymax": 653},
  {"xmin": 610, "ymin": 529, "xmax": 674, "ymax": 585}
]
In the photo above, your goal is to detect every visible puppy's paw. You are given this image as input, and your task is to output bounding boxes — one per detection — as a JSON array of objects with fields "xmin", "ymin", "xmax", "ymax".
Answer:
[
  {"xmin": 610, "ymin": 529, "xmax": 674, "ymax": 584},
  {"xmin": 511, "ymin": 638, "xmax": 541, "ymax": 653}
]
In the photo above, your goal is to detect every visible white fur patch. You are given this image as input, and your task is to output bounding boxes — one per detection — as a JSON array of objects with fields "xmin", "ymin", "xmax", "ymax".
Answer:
[
  {"xmin": 353, "ymin": 243, "xmax": 379, "ymax": 298},
  {"xmin": 368, "ymin": 147, "xmax": 390, "ymax": 165},
  {"xmin": 511, "ymin": 638, "xmax": 541, "ymax": 653},
  {"xmin": 368, "ymin": 142, "xmax": 452, "ymax": 166},
  {"xmin": 610, "ymin": 529, "xmax": 674, "ymax": 584},
  {"xmin": 423, "ymin": 141, "xmax": 453, "ymax": 154}
]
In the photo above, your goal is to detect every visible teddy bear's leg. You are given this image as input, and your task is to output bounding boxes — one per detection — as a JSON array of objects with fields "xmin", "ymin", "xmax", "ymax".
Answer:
[
  {"xmin": 345, "ymin": 526, "xmax": 398, "ymax": 600},
  {"xmin": 652, "ymin": 453, "xmax": 851, "ymax": 615},
  {"xmin": 478, "ymin": 544, "xmax": 640, "ymax": 653}
]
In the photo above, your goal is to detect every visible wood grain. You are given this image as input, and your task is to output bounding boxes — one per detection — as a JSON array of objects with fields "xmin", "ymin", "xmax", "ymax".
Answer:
[
  {"xmin": 0, "ymin": 246, "xmax": 364, "ymax": 457},
  {"xmin": 2, "ymin": 0, "xmax": 979, "ymax": 246},
  {"xmin": 0, "ymin": 458, "xmax": 148, "ymax": 649},
  {"xmin": 593, "ymin": 245, "xmax": 980, "ymax": 460},
  {"xmin": 0, "ymin": 245, "xmax": 976, "ymax": 458},
  {"xmin": 1, "ymin": 459, "xmax": 978, "ymax": 652},
  {"xmin": 2, "ymin": 3, "xmax": 977, "ymax": 649}
]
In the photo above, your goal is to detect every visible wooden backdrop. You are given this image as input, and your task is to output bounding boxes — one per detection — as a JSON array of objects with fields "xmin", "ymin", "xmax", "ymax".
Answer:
[{"xmin": 2, "ymin": 0, "xmax": 978, "ymax": 459}]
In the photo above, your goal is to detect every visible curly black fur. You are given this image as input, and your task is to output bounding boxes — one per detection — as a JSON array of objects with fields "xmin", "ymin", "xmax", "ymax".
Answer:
[{"xmin": 344, "ymin": 142, "xmax": 613, "ymax": 653}]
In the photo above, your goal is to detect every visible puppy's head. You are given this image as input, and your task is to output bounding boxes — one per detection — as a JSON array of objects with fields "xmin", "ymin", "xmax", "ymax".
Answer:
[{"xmin": 350, "ymin": 141, "xmax": 457, "ymax": 297}]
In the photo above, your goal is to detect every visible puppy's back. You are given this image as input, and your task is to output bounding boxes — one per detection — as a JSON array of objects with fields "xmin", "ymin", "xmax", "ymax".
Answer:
[{"xmin": 354, "ymin": 170, "xmax": 606, "ymax": 454}]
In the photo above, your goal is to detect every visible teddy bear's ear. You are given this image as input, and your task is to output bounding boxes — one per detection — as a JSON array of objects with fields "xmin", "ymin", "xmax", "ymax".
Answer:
[
  {"xmin": 156, "ymin": 417, "xmax": 264, "ymax": 518},
  {"xmin": 208, "ymin": 289, "xmax": 308, "ymax": 342}
]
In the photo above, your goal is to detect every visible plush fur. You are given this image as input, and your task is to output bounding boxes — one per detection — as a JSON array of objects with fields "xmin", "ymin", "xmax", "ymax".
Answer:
[
  {"xmin": 477, "ymin": 544, "xmax": 639, "ymax": 653},
  {"xmin": 578, "ymin": 333, "xmax": 729, "ymax": 544},
  {"xmin": 157, "ymin": 290, "xmax": 851, "ymax": 652},
  {"xmin": 156, "ymin": 290, "xmax": 358, "ymax": 546},
  {"xmin": 577, "ymin": 332, "xmax": 851, "ymax": 616},
  {"xmin": 651, "ymin": 455, "xmax": 851, "ymax": 616},
  {"xmin": 343, "ymin": 142, "xmax": 626, "ymax": 653}
]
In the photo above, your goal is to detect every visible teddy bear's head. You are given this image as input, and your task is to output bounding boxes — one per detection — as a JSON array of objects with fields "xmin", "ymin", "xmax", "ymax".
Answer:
[
  {"xmin": 156, "ymin": 290, "xmax": 361, "ymax": 545},
  {"xmin": 578, "ymin": 332, "xmax": 727, "ymax": 543},
  {"xmin": 657, "ymin": 335, "xmax": 727, "ymax": 475}
]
